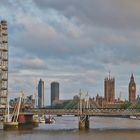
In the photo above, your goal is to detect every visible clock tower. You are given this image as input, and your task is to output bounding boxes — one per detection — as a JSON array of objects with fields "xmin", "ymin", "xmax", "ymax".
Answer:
[{"xmin": 129, "ymin": 73, "xmax": 136, "ymax": 103}]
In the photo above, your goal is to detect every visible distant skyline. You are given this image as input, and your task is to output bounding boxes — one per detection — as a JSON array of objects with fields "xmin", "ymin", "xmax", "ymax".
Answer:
[{"xmin": 1, "ymin": 0, "xmax": 140, "ymax": 105}]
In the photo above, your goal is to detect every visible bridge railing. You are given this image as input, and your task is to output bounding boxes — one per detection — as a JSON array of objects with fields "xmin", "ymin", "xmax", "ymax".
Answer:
[
  {"xmin": 0, "ymin": 108, "xmax": 140, "ymax": 116},
  {"xmin": 23, "ymin": 108, "xmax": 140, "ymax": 116}
]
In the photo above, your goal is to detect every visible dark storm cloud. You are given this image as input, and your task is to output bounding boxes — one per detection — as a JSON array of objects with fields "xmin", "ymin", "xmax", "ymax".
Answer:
[{"xmin": 33, "ymin": 0, "xmax": 140, "ymax": 30}]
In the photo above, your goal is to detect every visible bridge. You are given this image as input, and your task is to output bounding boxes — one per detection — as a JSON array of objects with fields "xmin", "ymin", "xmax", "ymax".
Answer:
[
  {"xmin": 26, "ymin": 108, "xmax": 140, "ymax": 117},
  {"xmin": 27, "ymin": 90, "xmax": 140, "ymax": 130},
  {"xmin": 25, "ymin": 107, "xmax": 140, "ymax": 130},
  {"xmin": 3, "ymin": 91, "xmax": 140, "ymax": 130}
]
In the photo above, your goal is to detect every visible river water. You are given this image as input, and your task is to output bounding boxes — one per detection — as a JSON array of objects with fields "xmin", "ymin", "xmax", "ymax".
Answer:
[{"xmin": 1, "ymin": 116, "xmax": 140, "ymax": 140}]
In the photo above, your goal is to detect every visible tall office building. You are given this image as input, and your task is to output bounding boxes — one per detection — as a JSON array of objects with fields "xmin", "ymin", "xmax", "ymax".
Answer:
[
  {"xmin": 0, "ymin": 20, "xmax": 8, "ymax": 108},
  {"xmin": 104, "ymin": 73, "xmax": 115, "ymax": 103},
  {"xmin": 129, "ymin": 73, "xmax": 136, "ymax": 103},
  {"xmin": 51, "ymin": 82, "xmax": 59, "ymax": 106},
  {"xmin": 38, "ymin": 79, "xmax": 45, "ymax": 108}
]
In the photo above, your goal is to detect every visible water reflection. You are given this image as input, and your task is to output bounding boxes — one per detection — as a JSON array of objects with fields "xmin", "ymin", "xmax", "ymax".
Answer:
[{"xmin": 1, "ymin": 116, "xmax": 140, "ymax": 140}]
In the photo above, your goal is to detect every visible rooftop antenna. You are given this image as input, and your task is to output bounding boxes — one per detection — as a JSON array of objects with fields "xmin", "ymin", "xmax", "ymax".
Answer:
[{"xmin": 109, "ymin": 71, "xmax": 111, "ymax": 79}]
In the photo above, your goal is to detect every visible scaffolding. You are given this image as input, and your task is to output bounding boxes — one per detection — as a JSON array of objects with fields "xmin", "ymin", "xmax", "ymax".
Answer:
[{"xmin": 0, "ymin": 20, "xmax": 8, "ymax": 108}]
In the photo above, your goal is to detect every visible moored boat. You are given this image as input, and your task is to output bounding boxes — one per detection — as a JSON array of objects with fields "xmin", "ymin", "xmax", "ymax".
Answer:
[
  {"xmin": 18, "ymin": 113, "xmax": 34, "ymax": 129},
  {"xmin": 3, "ymin": 95, "xmax": 21, "ymax": 130},
  {"xmin": 130, "ymin": 115, "xmax": 137, "ymax": 119},
  {"xmin": 45, "ymin": 115, "xmax": 55, "ymax": 124},
  {"xmin": 3, "ymin": 122, "xmax": 19, "ymax": 130},
  {"xmin": 3, "ymin": 94, "xmax": 35, "ymax": 130},
  {"xmin": 39, "ymin": 116, "xmax": 45, "ymax": 123},
  {"xmin": 129, "ymin": 115, "xmax": 140, "ymax": 120},
  {"xmin": 33, "ymin": 114, "xmax": 39, "ymax": 127}
]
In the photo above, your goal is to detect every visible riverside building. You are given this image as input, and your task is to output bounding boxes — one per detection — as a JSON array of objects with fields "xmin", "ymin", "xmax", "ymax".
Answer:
[
  {"xmin": 38, "ymin": 79, "xmax": 45, "ymax": 108},
  {"xmin": 51, "ymin": 82, "xmax": 59, "ymax": 106}
]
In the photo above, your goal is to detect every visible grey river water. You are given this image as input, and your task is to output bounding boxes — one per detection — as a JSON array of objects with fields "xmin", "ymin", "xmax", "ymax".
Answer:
[{"xmin": 1, "ymin": 116, "xmax": 140, "ymax": 140}]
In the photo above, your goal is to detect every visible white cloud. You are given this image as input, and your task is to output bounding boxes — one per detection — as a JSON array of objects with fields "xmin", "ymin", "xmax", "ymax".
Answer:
[{"xmin": 1, "ymin": 0, "xmax": 140, "ymax": 104}]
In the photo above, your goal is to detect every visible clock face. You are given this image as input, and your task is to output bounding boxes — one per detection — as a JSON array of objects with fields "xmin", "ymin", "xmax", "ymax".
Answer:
[{"xmin": 132, "ymin": 86, "xmax": 135, "ymax": 90}]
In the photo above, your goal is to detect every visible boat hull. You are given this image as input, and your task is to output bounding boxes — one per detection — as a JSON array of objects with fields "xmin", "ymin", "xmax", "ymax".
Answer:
[
  {"xmin": 32, "ymin": 120, "xmax": 39, "ymax": 127},
  {"xmin": 18, "ymin": 113, "xmax": 34, "ymax": 129},
  {"xmin": 3, "ymin": 122, "xmax": 19, "ymax": 130},
  {"xmin": 18, "ymin": 122, "xmax": 33, "ymax": 129},
  {"xmin": 45, "ymin": 117, "xmax": 55, "ymax": 124}
]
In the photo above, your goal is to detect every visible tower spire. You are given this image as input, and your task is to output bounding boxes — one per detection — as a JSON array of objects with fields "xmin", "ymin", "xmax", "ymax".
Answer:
[
  {"xmin": 130, "ymin": 73, "xmax": 134, "ymax": 81},
  {"xmin": 109, "ymin": 71, "xmax": 111, "ymax": 79}
]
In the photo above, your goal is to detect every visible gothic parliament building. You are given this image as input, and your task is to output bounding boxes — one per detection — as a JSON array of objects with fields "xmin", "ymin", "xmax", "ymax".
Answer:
[{"xmin": 96, "ymin": 73, "xmax": 137, "ymax": 108}]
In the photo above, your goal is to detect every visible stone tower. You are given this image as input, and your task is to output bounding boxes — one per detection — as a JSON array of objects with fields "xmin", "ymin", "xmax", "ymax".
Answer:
[
  {"xmin": 129, "ymin": 73, "xmax": 136, "ymax": 103},
  {"xmin": 104, "ymin": 73, "xmax": 115, "ymax": 103}
]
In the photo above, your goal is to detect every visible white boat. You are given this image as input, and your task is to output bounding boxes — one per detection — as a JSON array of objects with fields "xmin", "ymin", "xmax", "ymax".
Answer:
[
  {"xmin": 130, "ymin": 115, "xmax": 137, "ymax": 119},
  {"xmin": 129, "ymin": 115, "xmax": 140, "ymax": 120},
  {"xmin": 39, "ymin": 116, "xmax": 45, "ymax": 123}
]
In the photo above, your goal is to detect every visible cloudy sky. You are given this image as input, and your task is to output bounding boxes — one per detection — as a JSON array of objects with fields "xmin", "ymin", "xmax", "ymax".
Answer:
[{"xmin": 1, "ymin": 0, "xmax": 140, "ymax": 105}]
